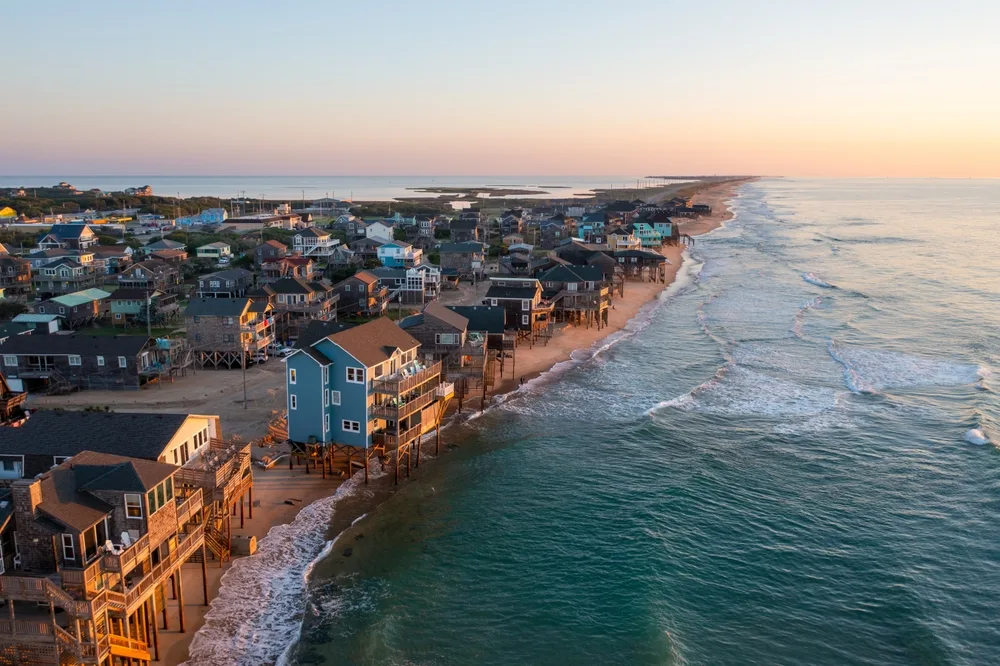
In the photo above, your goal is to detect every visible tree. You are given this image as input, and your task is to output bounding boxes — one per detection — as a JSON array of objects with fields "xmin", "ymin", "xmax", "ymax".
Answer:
[
  {"xmin": 434, "ymin": 228, "xmax": 450, "ymax": 239},
  {"xmin": 363, "ymin": 258, "xmax": 381, "ymax": 269},
  {"xmin": 0, "ymin": 301, "xmax": 28, "ymax": 320},
  {"xmin": 392, "ymin": 227, "xmax": 408, "ymax": 241},
  {"xmin": 98, "ymin": 235, "xmax": 119, "ymax": 246}
]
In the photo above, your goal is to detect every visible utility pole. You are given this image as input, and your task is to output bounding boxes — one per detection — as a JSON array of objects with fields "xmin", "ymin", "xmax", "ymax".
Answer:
[
  {"xmin": 242, "ymin": 343, "xmax": 248, "ymax": 409},
  {"xmin": 146, "ymin": 290, "xmax": 152, "ymax": 339}
]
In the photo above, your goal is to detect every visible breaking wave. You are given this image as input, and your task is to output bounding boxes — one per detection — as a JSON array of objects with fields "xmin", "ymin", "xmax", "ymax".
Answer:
[
  {"xmin": 184, "ymin": 473, "xmax": 380, "ymax": 666},
  {"xmin": 828, "ymin": 343, "xmax": 984, "ymax": 394},
  {"xmin": 802, "ymin": 272, "xmax": 836, "ymax": 289}
]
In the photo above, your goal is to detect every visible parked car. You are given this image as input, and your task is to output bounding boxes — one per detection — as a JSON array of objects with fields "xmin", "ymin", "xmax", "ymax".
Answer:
[
  {"xmin": 274, "ymin": 346, "xmax": 294, "ymax": 358},
  {"xmin": 251, "ymin": 352, "xmax": 268, "ymax": 363}
]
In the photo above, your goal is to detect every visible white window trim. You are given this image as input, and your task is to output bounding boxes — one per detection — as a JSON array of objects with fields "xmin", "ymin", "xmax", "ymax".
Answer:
[
  {"xmin": 290, "ymin": 394, "xmax": 298, "ymax": 410},
  {"xmin": 118, "ymin": 356, "xmax": 127, "ymax": 368},
  {"xmin": 97, "ymin": 356, "xmax": 105, "ymax": 366},
  {"xmin": 324, "ymin": 388, "xmax": 330, "ymax": 407},
  {"xmin": 124, "ymin": 493, "xmax": 143, "ymax": 519},
  {"xmin": 3, "ymin": 355, "xmax": 16, "ymax": 366},
  {"xmin": 289, "ymin": 368, "xmax": 297, "ymax": 384},
  {"xmin": 330, "ymin": 390, "xmax": 341, "ymax": 406},
  {"xmin": 522, "ymin": 315, "xmax": 529, "ymax": 325},
  {"xmin": 342, "ymin": 419, "xmax": 360, "ymax": 433},
  {"xmin": 346, "ymin": 367, "xmax": 365, "ymax": 384},
  {"xmin": 521, "ymin": 299, "xmax": 531, "ymax": 310},
  {"xmin": 324, "ymin": 413, "xmax": 330, "ymax": 431},
  {"xmin": 68, "ymin": 355, "xmax": 82, "ymax": 366},
  {"xmin": 61, "ymin": 534, "xmax": 75, "ymax": 561}
]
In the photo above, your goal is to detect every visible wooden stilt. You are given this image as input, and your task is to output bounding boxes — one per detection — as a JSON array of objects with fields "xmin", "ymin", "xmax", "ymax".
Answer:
[
  {"xmin": 240, "ymin": 496, "xmax": 244, "ymax": 529},
  {"xmin": 248, "ymin": 485, "xmax": 253, "ymax": 519},
  {"xmin": 170, "ymin": 574, "xmax": 176, "ymax": 600},
  {"xmin": 436, "ymin": 425, "xmax": 441, "ymax": 456},
  {"xmin": 201, "ymin": 544, "xmax": 209, "ymax": 606},
  {"xmin": 176, "ymin": 566, "xmax": 186, "ymax": 633},
  {"xmin": 161, "ymin": 582, "xmax": 169, "ymax": 630},
  {"xmin": 364, "ymin": 453, "xmax": 369, "ymax": 483},
  {"xmin": 147, "ymin": 598, "xmax": 160, "ymax": 662}
]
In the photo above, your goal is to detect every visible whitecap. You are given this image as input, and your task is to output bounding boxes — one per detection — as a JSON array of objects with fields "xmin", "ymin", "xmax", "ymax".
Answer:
[
  {"xmin": 828, "ymin": 343, "xmax": 983, "ymax": 394},
  {"xmin": 802, "ymin": 272, "xmax": 836, "ymax": 289},
  {"xmin": 964, "ymin": 429, "xmax": 990, "ymax": 445}
]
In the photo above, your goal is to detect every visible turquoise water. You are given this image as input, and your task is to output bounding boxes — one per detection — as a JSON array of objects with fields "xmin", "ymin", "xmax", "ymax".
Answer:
[{"xmin": 288, "ymin": 179, "xmax": 1000, "ymax": 665}]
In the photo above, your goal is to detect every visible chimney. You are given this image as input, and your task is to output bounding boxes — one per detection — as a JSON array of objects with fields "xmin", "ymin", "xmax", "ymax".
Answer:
[{"xmin": 11, "ymin": 477, "xmax": 43, "ymax": 518}]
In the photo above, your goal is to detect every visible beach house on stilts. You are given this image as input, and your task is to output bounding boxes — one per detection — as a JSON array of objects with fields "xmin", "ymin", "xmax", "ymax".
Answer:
[{"xmin": 284, "ymin": 318, "xmax": 455, "ymax": 485}]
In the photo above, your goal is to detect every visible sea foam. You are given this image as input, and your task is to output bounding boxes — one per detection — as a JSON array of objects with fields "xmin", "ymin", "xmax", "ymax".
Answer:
[
  {"xmin": 802, "ymin": 272, "xmax": 836, "ymax": 289},
  {"xmin": 183, "ymin": 472, "xmax": 380, "ymax": 666},
  {"xmin": 964, "ymin": 429, "xmax": 990, "ymax": 445},
  {"xmin": 828, "ymin": 343, "xmax": 983, "ymax": 394}
]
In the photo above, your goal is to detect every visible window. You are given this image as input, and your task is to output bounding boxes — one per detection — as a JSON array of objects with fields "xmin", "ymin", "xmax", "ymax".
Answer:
[
  {"xmin": 97, "ymin": 356, "xmax": 105, "ymax": 366},
  {"xmin": 114, "ymin": 313, "xmax": 122, "ymax": 320},
  {"xmin": 435, "ymin": 333, "xmax": 459, "ymax": 345},
  {"xmin": 344, "ymin": 284, "xmax": 351, "ymax": 291},
  {"xmin": 342, "ymin": 420, "xmax": 360, "ymax": 433},
  {"xmin": 323, "ymin": 365, "xmax": 329, "ymax": 384},
  {"xmin": 58, "ymin": 306, "xmax": 66, "ymax": 314},
  {"xmin": 290, "ymin": 394, "xmax": 298, "ymax": 410},
  {"xmin": 330, "ymin": 390, "xmax": 341, "ymax": 406},
  {"xmin": 346, "ymin": 367, "xmax": 364, "ymax": 384},
  {"xmin": 521, "ymin": 299, "xmax": 531, "ymax": 310},
  {"xmin": 522, "ymin": 315, "xmax": 529, "ymax": 325},
  {"xmin": 61, "ymin": 534, "xmax": 76, "ymax": 562},
  {"xmin": 324, "ymin": 413, "xmax": 330, "ymax": 431},
  {"xmin": 125, "ymin": 493, "xmax": 143, "ymax": 519},
  {"xmin": 38, "ymin": 306, "xmax": 46, "ymax": 313},
  {"xmin": 490, "ymin": 298, "xmax": 498, "ymax": 306},
  {"xmin": 53, "ymin": 456, "xmax": 71, "ymax": 466},
  {"xmin": 118, "ymin": 356, "xmax": 127, "ymax": 368},
  {"xmin": 3, "ymin": 355, "xmax": 16, "ymax": 366},
  {"xmin": 324, "ymin": 389, "xmax": 330, "ymax": 407},
  {"xmin": 193, "ymin": 315, "xmax": 201, "ymax": 323},
  {"xmin": 68, "ymin": 355, "xmax": 82, "ymax": 366},
  {"xmin": 289, "ymin": 368, "xmax": 297, "ymax": 384}
]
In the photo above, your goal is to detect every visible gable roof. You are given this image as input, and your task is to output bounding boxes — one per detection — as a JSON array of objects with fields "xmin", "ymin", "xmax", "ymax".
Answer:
[
  {"xmin": 202, "ymin": 268, "xmax": 254, "ymax": 282},
  {"xmin": 258, "ymin": 240, "xmax": 288, "ymax": 250},
  {"xmin": 449, "ymin": 219, "xmax": 479, "ymax": 231},
  {"xmin": 145, "ymin": 238, "xmax": 185, "ymax": 250},
  {"xmin": 351, "ymin": 270, "xmax": 379, "ymax": 285},
  {"xmin": 446, "ymin": 305, "xmax": 506, "ymax": 334},
  {"xmin": 537, "ymin": 264, "xmax": 605, "ymax": 284},
  {"xmin": 184, "ymin": 297, "xmax": 252, "ymax": 317},
  {"xmin": 422, "ymin": 301, "xmax": 469, "ymax": 332},
  {"xmin": 0, "ymin": 334, "xmax": 151, "ymax": 357},
  {"xmin": 197, "ymin": 241, "xmax": 231, "ymax": 250},
  {"xmin": 41, "ymin": 224, "xmax": 94, "ymax": 241},
  {"xmin": 268, "ymin": 277, "xmax": 329, "ymax": 295},
  {"xmin": 485, "ymin": 285, "xmax": 539, "ymax": 300},
  {"xmin": 296, "ymin": 226, "xmax": 329, "ymax": 238},
  {"xmin": 324, "ymin": 317, "xmax": 420, "ymax": 367},
  {"xmin": 295, "ymin": 320, "xmax": 356, "ymax": 349},
  {"xmin": 0, "ymin": 411, "xmax": 189, "ymax": 460},
  {"xmin": 33, "ymin": 451, "xmax": 177, "ymax": 532}
]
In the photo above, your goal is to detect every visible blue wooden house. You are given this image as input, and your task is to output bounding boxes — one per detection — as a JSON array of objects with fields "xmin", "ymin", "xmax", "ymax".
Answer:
[{"xmin": 285, "ymin": 317, "xmax": 454, "ymax": 483}]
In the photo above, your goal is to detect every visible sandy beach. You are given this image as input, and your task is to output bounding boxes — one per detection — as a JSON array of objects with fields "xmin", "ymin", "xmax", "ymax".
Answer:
[{"xmin": 28, "ymin": 178, "xmax": 747, "ymax": 665}]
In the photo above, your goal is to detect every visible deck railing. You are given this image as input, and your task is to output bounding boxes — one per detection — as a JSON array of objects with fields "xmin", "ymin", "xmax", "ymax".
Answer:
[
  {"xmin": 371, "ymin": 390, "xmax": 436, "ymax": 420},
  {"xmin": 371, "ymin": 424, "xmax": 423, "ymax": 450},
  {"xmin": 108, "ymin": 634, "xmax": 149, "ymax": 655},
  {"xmin": 372, "ymin": 361, "xmax": 441, "ymax": 395}
]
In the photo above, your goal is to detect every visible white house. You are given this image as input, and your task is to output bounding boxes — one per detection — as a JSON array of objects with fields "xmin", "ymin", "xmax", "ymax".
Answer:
[
  {"xmin": 365, "ymin": 221, "xmax": 394, "ymax": 241},
  {"xmin": 292, "ymin": 226, "xmax": 341, "ymax": 261}
]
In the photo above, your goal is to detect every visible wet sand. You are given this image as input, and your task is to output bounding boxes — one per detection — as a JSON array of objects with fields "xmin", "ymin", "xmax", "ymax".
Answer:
[{"xmin": 164, "ymin": 177, "xmax": 748, "ymax": 665}]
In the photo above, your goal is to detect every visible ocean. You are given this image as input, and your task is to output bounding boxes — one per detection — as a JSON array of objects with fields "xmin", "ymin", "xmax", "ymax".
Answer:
[
  {"xmin": 187, "ymin": 179, "xmax": 1000, "ymax": 666},
  {"xmin": 0, "ymin": 175, "xmax": 664, "ymax": 201}
]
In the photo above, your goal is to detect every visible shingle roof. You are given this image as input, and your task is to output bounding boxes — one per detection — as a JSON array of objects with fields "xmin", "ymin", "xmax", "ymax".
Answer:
[
  {"xmin": 537, "ymin": 264, "xmax": 605, "ymax": 284},
  {"xmin": 33, "ymin": 451, "xmax": 177, "ymax": 532},
  {"xmin": 258, "ymin": 240, "xmax": 287, "ymax": 249},
  {"xmin": 351, "ymin": 270, "xmax": 379, "ymax": 285},
  {"xmin": 446, "ymin": 306, "xmax": 506, "ymax": 334},
  {"xmin": 0, "ymin": 412, "xmax": 189, "ymax": 459},
  {"xmin": 110, "ymin": 288, "xmax": 162, "ymax": 300},
  {"xmin": 325, "ymin": 317, "xmax": 421, "ymax": 367},
  {"xmin": 485, "ymin": 285, "xmax": 539, "ymax": 300},
  {"xmin": 296, "ymin": 227, "xmax": 329, "ymax": 238},
  {"xmin": 41, "ymin": 224, "xmax": 92, "ymax": 241},
  {"xmin": 198, "ymin": 242, "xmax": 231, "ymax": 249},
  {"xmin": 295, "ymin": 320, "xmax": 356, "ymax": 349},
  {"xmin": 145, "ymin": 239, "xmax": 185, "ymax": 250},
  {"xmin": 438, "ymin": 242, "xmax": 486, "ymax": 253},
  {"xmin": 202, "ymin": 268, "xmax": 253, "ymax": 282},
  {"xmin": 268, "ymin": 277, "xmax": 325, "ymax": 295},
  {"xmin": 0, "ymin": 334, "xmax": 151, "ymax": 357},
  {"xmin": 422, "ymin": 301, "xmax": 469, "ymax": 332},
  {"xmin": 184, "ymin": 297, "xmax": 251, "ymax": 317},
  {"xmin": 449, "ymin": 220, "xmax": 479, "ymax": 231}
]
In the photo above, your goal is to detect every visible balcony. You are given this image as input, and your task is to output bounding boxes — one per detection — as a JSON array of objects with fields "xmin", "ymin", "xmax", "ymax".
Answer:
[
  {"xmin": 175, "ymin": 439, "xmax": 252, "ymax": 504},
  {"xmin": 372, "ymin": 389, "xmax": 436, "ymax": 420},
  {"xmin": 371, "ymin": 423, "xmax": 423, "ymax": 449},
  {"xmin": 372, "ymin": 361, "xmax": 441, "ymax": 396},
  {"xmin": 105, "ymin": 524, "xmax": 204, "ymax": 613}
]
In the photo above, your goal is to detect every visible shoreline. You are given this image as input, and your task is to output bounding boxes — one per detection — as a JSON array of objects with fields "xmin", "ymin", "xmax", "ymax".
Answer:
[{"xmin": 171, "ymin": 178, "xmax": 749, "ymax": 665}]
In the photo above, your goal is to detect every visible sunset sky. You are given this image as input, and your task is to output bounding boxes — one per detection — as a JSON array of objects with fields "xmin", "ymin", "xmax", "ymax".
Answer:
[{"xmin": 4, "ymin": 1, "xmax": 999, "ymax": 177}]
